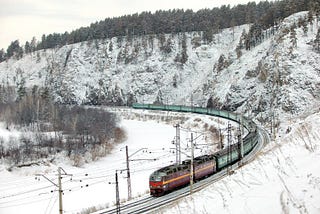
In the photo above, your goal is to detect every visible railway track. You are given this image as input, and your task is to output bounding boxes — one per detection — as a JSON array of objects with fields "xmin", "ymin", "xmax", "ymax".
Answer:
[{"xmin": 94, "ymin": 106, "xmax": 270, "ymax": 214}]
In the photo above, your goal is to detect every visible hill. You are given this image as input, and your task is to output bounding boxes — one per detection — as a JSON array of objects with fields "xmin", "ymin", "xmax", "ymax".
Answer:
[{"xmin": 0, "ymin": 11, "xmax": 319, "ymax": 123}]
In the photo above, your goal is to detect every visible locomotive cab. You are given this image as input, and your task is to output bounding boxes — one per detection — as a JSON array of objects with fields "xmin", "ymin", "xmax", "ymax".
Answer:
[{"xmin": 149, "ymin": 172, "xmax": 167, "ymax": 196}]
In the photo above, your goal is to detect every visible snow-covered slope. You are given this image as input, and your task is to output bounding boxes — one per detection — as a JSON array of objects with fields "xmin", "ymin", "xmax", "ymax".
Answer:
[
  {"xmin": 1, "ymin": 12, "xmax": 319, "ymax": 121},
  {"xmin": 0, "ymin": 10, "xmax": 319, "ymax": 213},
  {"xmin": 0, "ymin": 25, "xmax": 247, "ymax": 105},
  {"xmin": 162, "ymin": 111, "xmax": 320, "ymax": 214},
  {"xmin": 0, "ymin": 26, "xmax": 248, "ymax": 104}
]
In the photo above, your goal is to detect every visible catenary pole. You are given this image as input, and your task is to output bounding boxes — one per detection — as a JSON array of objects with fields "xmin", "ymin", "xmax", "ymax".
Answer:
[
  {"xmin": 116, "ymin": 172, "xmax": 120, "ymax": 214},
  {"xmin": 58, "ymin": 167, "xmax": 63, "ymax": 214},
  {"xmin": 190, "ymin": 133, "xmax": 194, "ymax": 194},
  {"xmin": 174, "ymin": 124, "xmax": 181, "ymax": 165},
  {"xmin": 227, "ymin": 122, "xmax": 232, "ymax": 174},
  {"xmin": 36, "ymin": 167, "xmax": 71, "ymax": 214},
  {"xmin": 126, "ymin": 146, "xmax": 132, "ymax": 200}
]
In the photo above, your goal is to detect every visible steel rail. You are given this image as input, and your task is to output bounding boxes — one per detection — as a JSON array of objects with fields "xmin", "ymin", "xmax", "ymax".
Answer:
[{"xmin": 93, "ymin": 105, "xmax": 269, "ymax": 214}]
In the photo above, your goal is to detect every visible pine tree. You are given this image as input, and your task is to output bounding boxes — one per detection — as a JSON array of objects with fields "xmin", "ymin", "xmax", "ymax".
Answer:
[
  {"xmin": 24, "ymin": 41, "xmax": 31, "ymax": 54},
  {"xmin": 154, "ymin": 90, "xmax": 163, "ymax": 105},
  {"xmin": 203, "ymin": 28, "xmax": 213, "ymax": 44},
  {"xmin": 17, "ymin": 78, "xmax": 26, "ymax": 101},
  {"xmin": 236, "ymin": 45, "xmax": 242, "ymax": 59},
  {"xmin": 290, "ymin": 25, "xmax": 297, "ymax": 49},
  {"xmin": 307, "ymin": 11, "xmax": 313, "ymax": 24},
  {"xmin": 180, "ymin": 33, "xmax": 188, "ymax": 64},
  {"xmin": 108, "ymin": 41, "xmax": 113, "ymax": 52},
  {"xmin": 314, "ymin": 29, "xmax": 320, "ymax": 52},
  {"xmin": 6, "ymin": 40, "xmax": 23, "ymax": 59},
  {"xmin": 214, "ymin": 54, "xmax": 229, "ymax": 72},
  {"xmin": 0, "ymin": 49, "xmax": 5, "ymax": 62},
  {"xmin": 206, "ymin": 96, "xmax": 215, "ymax": 108},
  {"xmin": 236, "ymin": 29, "xmax": 246, "ymax": 58},
  {"xmin": 303, "ymin": 23, "xmax": 308, "ymax": 37},
  {"xmin": 30, "ymin": 37, "xmax": 37, "ymax": 53}
]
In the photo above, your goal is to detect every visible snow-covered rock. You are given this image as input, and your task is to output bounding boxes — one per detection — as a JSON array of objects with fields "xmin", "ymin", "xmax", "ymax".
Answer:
[{"xmin": 0, "ymin": 12, "xmax": 319, "ymax": 122}]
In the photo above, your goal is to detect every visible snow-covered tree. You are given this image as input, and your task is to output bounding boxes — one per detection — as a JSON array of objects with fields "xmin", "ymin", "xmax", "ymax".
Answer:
[
  {"xmin": 214, "ymin": 54, "xmax": 230, "ymax": 72},
  {"xmin": 7, "ymin": 40, "xmax": 23, "ymax": 59},
  {"xmin": 314, "ymin": 28, "xmax": 320, "ymax": 52},
  {"xmin": 0, "ymin": 49, "xmax": 5, "ymax": 62},
  {"xmin": 290, "ymin": 25, "xmax": 298, "ymax": 51},
  {"xmin": 16, "ymin": 78, "xmax": 26, "ymax": 101},
  {"xmin": 154, "ymin": 90, "xmax": 164, "ymax": 105}
]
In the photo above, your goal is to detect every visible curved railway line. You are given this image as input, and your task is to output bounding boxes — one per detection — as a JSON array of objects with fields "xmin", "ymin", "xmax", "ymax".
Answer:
[{"xmin": 95, "ymin": 104, "xmax": 269, "ymax": 214}]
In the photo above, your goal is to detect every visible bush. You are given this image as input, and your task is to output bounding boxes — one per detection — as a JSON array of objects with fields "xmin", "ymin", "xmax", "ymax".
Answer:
[{"xmin": 0, "ymin": 89, "xmax": 126, "ymax": 166}]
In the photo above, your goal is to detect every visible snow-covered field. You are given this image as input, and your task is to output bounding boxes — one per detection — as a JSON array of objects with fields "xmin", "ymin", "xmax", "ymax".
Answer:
[
  {"xmin": 0, "ymin": 109, "xmax": 319, "ymax": 214},
  {"xmin": 0, "ymin": 111, "xmax": 231, "ymax": 214},
  {"xmin": 0, "ymin": 120, "xmax": 171, "ymax": 214}
]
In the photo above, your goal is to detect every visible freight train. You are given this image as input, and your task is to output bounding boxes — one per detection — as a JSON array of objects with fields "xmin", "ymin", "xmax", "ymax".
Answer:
[{"xmin": 132, "ymin": 103, "xmax": 259, "ymax": 196}]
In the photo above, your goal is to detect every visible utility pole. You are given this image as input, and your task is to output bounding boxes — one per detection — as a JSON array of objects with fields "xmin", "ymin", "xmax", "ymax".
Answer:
[
  {"xmin": 125, "ymin": 146, "xmax": 132, "ymax": 200},
  {"xmin": 270, "ymin": 110, "xmax": 276, "ymax": 141},
  {"xmin": 174, "ymin": 124, "xmax": 181, "ymax": 165},
  {"xmin": 36, "ymin": 167, "xmax": 71, "ymax": 214},
  {"xmin": 190, "ymin": 133, "xmax": 194, "ymax": 195},
  {"xmin": 219, "ymin": 128, "xmax": 223, "ymax": 149},
  {"xmin": 227, "ymin": 123, "xmax": 232, "ymax": 174},
  {"xmin": 58, "ymin": 168, "xmax": 63, "ymax": 214},
  {"xmin": 237, "ymin": 118, "xmax": 244, "ymax": 167},
  {"xmin": 273, "ymin": 112, "xmax": 277, "ymax": 141},
  {"xmin": 191, "ymin": 91, "xmax": 194, "ymax": 110},
  {"xmin": 115, "ymin": 172, "xmax": 120, "ymax": 214},
  {"xmin": 239, "ymin": 117, "xmax": 244, "ymax": 160},
  {"xmin": 271, "ymin": 118, "xmax": 274, "ymax": 140}
]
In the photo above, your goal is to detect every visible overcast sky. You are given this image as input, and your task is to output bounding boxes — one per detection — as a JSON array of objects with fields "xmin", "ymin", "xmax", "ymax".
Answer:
[{"xmin": 0, "ymin": 0, "xmax": 261, "ymax": 50}]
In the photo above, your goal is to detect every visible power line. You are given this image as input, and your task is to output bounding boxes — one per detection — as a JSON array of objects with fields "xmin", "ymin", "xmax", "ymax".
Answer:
[
  {"xmin": 0, "ymin": 184, "xmax": 53, "ymax": 200},
  {"xmin": 36, "ymin": 167, "xmax": 72, "ymax": 214}
]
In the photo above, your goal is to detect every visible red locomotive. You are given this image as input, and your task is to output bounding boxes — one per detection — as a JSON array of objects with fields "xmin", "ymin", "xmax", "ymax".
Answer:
[{"xmin": 149, "ymin": 155, "xmax": 216, "ymax": 196}]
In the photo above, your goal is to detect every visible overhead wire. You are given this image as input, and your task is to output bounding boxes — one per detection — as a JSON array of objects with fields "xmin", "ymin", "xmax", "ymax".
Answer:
[
  {"xmin": 0, "ymin": 123, "xmax": 229, "ymax": 210},
  {"xmin": 44, "ymin": 187, "xmax": 57, "ymax": 214}
]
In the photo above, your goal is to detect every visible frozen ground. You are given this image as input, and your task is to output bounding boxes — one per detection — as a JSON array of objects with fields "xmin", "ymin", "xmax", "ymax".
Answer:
[
  {"xmin": 0, "ymin": 111, "xmax": 230, "ymax": 214},
  {"xmin": 161, "ymin": 112, "xmax": 320, "ymax": 214},
  {"xmin": 0, "ymin": 110, "xmax": 319, "ymax": 214}
]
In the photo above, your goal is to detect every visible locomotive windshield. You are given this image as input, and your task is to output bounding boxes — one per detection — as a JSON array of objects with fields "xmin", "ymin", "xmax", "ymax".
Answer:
[{"xmin": 150, "ymin": 172, "xmax": 166, "ymax": 181}]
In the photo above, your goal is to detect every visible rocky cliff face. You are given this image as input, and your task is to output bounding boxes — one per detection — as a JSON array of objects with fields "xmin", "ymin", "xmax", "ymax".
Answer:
[{"xmin": 0, "ymin": 12, "xmax": 319, "ymax": 122}]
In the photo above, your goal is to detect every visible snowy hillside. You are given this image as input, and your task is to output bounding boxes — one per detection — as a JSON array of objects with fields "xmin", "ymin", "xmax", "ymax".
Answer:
[
  {"xmin": 1, "ymin": 12, "xmax": 319, "ymax": 121},
  {"xmin": 162, "ymin": 111, "xmax": 320, "ymax": 214},
  {"xmin": 0, "ymin": 25, "xmax": 247, "ymax": 106},
  {"xmin": 0, "ymin": 11, "xmax": 320, "ymax": 214}
]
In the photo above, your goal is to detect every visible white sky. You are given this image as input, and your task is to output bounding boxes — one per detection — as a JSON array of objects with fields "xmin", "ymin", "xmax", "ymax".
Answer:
[{"xmin": 0, "ymin": 0, "xmax": 261, "ymax": 50}]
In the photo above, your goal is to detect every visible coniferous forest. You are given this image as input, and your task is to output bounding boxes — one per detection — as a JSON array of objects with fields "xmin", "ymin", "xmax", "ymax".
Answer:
[{"xmin": 1, "ymin": 0, "xmax": 320, "ymax": 62}]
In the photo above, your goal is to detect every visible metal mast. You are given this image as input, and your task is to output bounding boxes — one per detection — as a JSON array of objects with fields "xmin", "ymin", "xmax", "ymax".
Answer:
[
  {"xmin": 174, "ymin": 124, "xmax": 181, "ymax": 165},
  {"xmin": 115, "ymin": 172, "xmax": 120, "ymax": 214},
  {"xmin": 227, "ymin": 122, "xmax": 232, "ymax": 174},
  {"xmin": 58, "ymin": 167, "xmax": 63, "ymax": 214},
  {"xmin": 190, "ymin": 133, "xmax": 194, "ymax": 194},
  {"xmin": 125, "ymin": 145, "xmax": 132, "ymax": 200}
]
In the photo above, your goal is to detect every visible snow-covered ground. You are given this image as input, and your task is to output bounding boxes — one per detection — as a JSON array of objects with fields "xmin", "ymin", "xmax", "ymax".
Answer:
[
  {"xmin": 0, "ymin": 109, "xmax": 319, "ymax": 214},
  {"xmin": 0, "ymin": 10, "xmax": 319, "ymax": 213},
  {"xmin": 161, "ymin": 112, "xmax": 320, "ymax": 214},
  {"xmin": 0, "ymin": 111, "xmax": 232, "ymax": 214}
]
